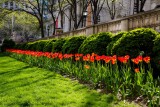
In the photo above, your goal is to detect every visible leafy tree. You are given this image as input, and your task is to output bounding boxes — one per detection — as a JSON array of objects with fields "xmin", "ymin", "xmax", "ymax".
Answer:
[
  {"xmin": 0, "ymin": 9, "xmax": 39, "ymax": 41},
  {"xmin": 0, "ymin": 8, "xmax": 13, "ymax": 39},
  {"xmin": 10, "ymin": 0, "xmax": 48, "ymax": 38},
  {"xmin": 12, "ymin": 12, "xmax": 39, "ymax": 41}
]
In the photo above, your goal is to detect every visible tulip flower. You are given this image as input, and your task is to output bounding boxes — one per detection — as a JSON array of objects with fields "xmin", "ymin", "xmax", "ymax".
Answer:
[
  {"xmin": 143, "ymin": 56, "xmax": 150, "ymax": 63},
  {"xmin": 134, "ymin": 68, "xmax": 140, "ymax": 73}
]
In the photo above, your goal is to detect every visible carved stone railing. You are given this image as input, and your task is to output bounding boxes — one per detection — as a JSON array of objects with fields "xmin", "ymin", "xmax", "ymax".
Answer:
[
  {"xmin": 54, "ymin": 19, "xmax": 122, "ymax": 39},
  {"xmin": 54, "ymin": 27, "xmax": 86, "ymax": 38},
  {"xmin": 128, "ymin": 8, "xmax": 160, "ymax": 31}
]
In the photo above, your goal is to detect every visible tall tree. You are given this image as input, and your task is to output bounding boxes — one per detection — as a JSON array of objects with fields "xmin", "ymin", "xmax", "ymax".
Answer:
[
  {"xmin": 106, "ymin": 0, "xmax": 116, "ymax": 20},
  {"xmin": 45, "ymin": 0, "xmax": 66, "ymax": 34},
  {"xmin": 0, "ymin": 11, "xmax": 38, "ymax": 40},
  {"xmin": 65, "ymin": 0, "xmax": 89, "ymax": 30},
  {"xmin": 90, "ymin": 0, "xmax": 105, "ymax": 24},
  {"xmin": 105, "ymin": 0, "xmax": 124, "ymax": 20},
  {"xmin": 44, "ymin": 0, "xmax": 58, "ymax": 35},
  {"xmin": 57, "ymin": 0, "xmax": 66, "ymax": 29},
  {"xmin": 0, "ymin": 6, "xmax": 13, "ymax": 39},
  {"xmin": 13, "ymin": 12, "xmax": 39, "ymax": 41},
  {"xmin": 134, "ymin": 0, "xmax": 146, "ymax": 14},
  {"xmin": 10, "ymin": 0, "xmax": 47, "ymax": 38}
]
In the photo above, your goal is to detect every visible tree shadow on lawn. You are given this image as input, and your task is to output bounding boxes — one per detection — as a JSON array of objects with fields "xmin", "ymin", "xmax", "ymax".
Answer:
[
  {"xmin": 0, "ymin": 54, "xmax": 118, "ymax": 106},
  {"xmin": 0, "ymin": 52, "xmax": 7, "ymax": 57},
  {"xmin": 83, "ymin": 93, "xmax": 116, "ymax": 107},
  {"xmin": 0, "ymin": 65, "xmax": 30, "ymax": 75},
  {"xmin": 69, "ymin": 82, "xmax": 116, "ymax": 107},
  {"xmin": 0, "ymin": 64, "xmax": 116, "ymax": 107},
  {"xmin": 0, "ymin": 65, "xmax": 57, "ymax": 94}
]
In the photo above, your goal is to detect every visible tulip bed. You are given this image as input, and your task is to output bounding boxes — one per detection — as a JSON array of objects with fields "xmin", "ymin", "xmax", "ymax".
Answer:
[{"xmin": 6, "ymin": 49, "xmax": 160, "ymax": 106}]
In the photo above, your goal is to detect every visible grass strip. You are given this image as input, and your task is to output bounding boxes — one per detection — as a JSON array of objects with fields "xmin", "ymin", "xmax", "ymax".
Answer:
[{"xmin": 0, "ymin": 54, "xmax": 139, "ymax": 107}]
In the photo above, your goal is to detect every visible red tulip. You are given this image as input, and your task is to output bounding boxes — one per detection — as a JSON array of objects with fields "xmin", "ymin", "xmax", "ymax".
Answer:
[
  {"xmin": 75, "ymin": 57, "xmax": 80, "ymax": 61},
  {"xmin": 90, "ymin": 56, "xmax": 95, "ymax": 63},
  {"xmin": 131, "ymin": 58, "xmax": 139, "ymax": 64},
  {"xmin": 134, "ymin": 68, "xmax": 140, "ymax": 73},
  {"xmin": 102, "ymin": 56, "xmax": 111, "ymax": 63},
  {"xmin": 143, "ymin": 56, "xmax": 150, "ymax": 63},
  {"xmin": 95, "ymin": 55, "xmax": 101, "ymax": 61},
  {"xmin": 84, "ymin": 65, "xmax": 90, "ymax": 69}
]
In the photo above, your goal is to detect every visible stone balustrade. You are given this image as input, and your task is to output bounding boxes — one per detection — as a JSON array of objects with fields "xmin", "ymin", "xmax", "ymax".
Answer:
[
  {"xmin": 128, "ymin": 8, "xmax": 160, "ymax": 31},
  {"xmin": 55, "ymin": 8, "xmax": 160, "ymax": 38}
]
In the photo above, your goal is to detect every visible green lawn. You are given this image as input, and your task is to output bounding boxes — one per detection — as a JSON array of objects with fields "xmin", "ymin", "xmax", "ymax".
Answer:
[{"xmin": 0, "ymin": 54, "xmax": 139, "ymax": 107}]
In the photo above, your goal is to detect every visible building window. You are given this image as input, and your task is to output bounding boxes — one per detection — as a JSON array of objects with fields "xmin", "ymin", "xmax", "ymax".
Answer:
[
  {"xmin": 10, "ymin": 2, "xmax": 13, "ymax": 9},
  {"xmin": 25, "ymin": 4, "xmax": 28, "ymax": 8},
  {"xmin": 15, "ymin": 4, "xmax": 18, "ymax": 9},
  {"xmin": 5, "ymin": 2, "xmax": 8, "ymax": 5},
  {"xmin": 98, "ymin": 15, "xmax": 100, "ymax": 23},
  {"xmin": 4, "ymin": 2, "xmax": 8, "ymax": 8},
  {"xmin": 10, "ymin": 2, "xmax": 13, "ymax": 6}
]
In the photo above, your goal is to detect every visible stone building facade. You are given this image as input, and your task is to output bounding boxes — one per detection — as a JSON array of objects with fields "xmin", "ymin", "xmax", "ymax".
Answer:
[{"xmin": 52, "ymin": 0, "xmax": 160, "ymax": 34}]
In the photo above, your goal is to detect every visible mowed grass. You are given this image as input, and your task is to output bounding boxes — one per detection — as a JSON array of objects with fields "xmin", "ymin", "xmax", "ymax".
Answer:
[{"xmin": 0, "ymin": 54, "xmax": 139, "ymax": 107}]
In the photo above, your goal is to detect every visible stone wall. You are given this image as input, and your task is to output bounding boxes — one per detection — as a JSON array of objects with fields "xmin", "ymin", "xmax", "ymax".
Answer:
[
  {"xmin": 56, "ymin": 8, "xmax": 160, "ymax": 37},
  {"xmin": 30, "ymin": 8, "xmax": 160, "ymax": 42}
]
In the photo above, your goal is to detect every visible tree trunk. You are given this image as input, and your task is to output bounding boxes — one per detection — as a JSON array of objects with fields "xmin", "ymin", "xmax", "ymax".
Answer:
[
  {"xmin": 51, "ymin": 14, "xmax": 56, "ymax": 35},
  {"xmin": 53, "ymin": 20, "xmax": 56, "ymax": 35},
  {"xmin": 60, "ymin": 11, "xmax": 63, "ymax": 29},
  {"xmin": 73, "ymin": 2, "xmax": 78, "ymax": 29},
  {"xmin": 39, "ymin": 17, "xmax": 44, "ymax": 38},
  {"xmin": 69, "ymin": 7, "xmax": 72, "ymax": 31},
  {"xmin": 140, "ymin": 0, "xmax": 146, "ymax": 12},
  {"xmin": 93, "ymin": 6, "xmax": 98, "ymax": 24},
  {"xmin": 136, "ymin": 0, "xmax": 139, "ymax": 13},
  {"xmin": 40, "ymin": 23, "xmax": 44, "ymax": 38}
]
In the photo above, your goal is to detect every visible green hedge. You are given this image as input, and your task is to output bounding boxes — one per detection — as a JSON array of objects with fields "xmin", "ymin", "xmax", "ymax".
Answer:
[
  {"xmin": 111, "ymin": 28, "xmax": 158, "ymax": 57},
  {"xmin": 24, "ymin": 42, "xmax": 38, "ymax": 51},
  {"xmin": 62, "ymin": 36, "xmax": 86, "ymax": 54},
  {"xmin": 106, "ymin": 31, "xmax": 127, "ymax": 55},
  {"xmin": 14, "ymin": 43, "xmax": 26, "ymax": 50},
  {"xmin": 1, "ymin": 39, "xmax": 15, "ymax": 52},
  {"xmin": 79, "ymin": 32, "xmax": 112, "ymax": 55},
  {"xmin": 35, "ymin": 40, "xmax": 48, "ymax": 51},
  {"xmin": 152, "ymin": 34, "xmax": 160, "ymax": 75},
  {"xmin": 52, "ymin": 38, "xmax": 67, "ymax": 53},
  {"xmin": 43, "ymin": 39, "xmax": 56, "ymax": 52}
]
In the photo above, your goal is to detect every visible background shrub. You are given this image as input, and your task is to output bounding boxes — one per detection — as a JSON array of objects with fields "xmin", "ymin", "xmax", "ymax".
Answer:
[
  {"xmin": 35, "ymin": 40, "xmax": 48, "ymax": 51},
  {"xmin": 152, "ymin": 34, "xmax": 160, "ymax": 77},
  {"xmin": 1, "ymin": 39, "xmax": 15, "ymax": 52},
  {"xmin": 111, "ymin": 28, "xmax": 158, "ymax": 57},
  {"xmin": 14, "ymin": 43, "xmax": 25, "ymax": 50},
  {"xmin": 52, "ymin": 38, "xmax": 66, "ymax": 53},
  {"xmin": 78, "ymin": 32, "xmax": 112, "ymax": 55},
  {"xmin": 62, "ymin": 36, "xmax": 86, "ymax": 54},
  {"xmin": 24, "ymin": 42, "xmax": 38, "ymax": 51},
  {"xmin": 106, "ymin": 31, "xmax": 127, "ymax": 55},
  {"xmin": 43, "ymin": 39, "xmax": 56, "ymax": 52}
]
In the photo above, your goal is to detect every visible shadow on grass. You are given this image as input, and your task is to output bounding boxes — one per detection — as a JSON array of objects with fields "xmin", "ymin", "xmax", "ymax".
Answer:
[
  {"xmin": 0, "ymin": 65, "xmax": 30, "ymax": 75},
  {"xmin": 83, "ymin": 92, "xmax": 116, "ymax": 107},
  {"xmin": 0, "ymin": 74, "xmax": 55, "ymax": 94},
  {"xmin": 0, "ymin": 54, "xmax": 118, "ymax": 107},
  {"xmin": 0, "ymin": 65, "xmax": 57, "ymax": 94},
  {"xmin": 0, "ymin": 56, "xmax": 57, "ymax": 94},
  {"xmin": 0, "ymin": 52, "xmax": 7, "ymax": 57}
]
